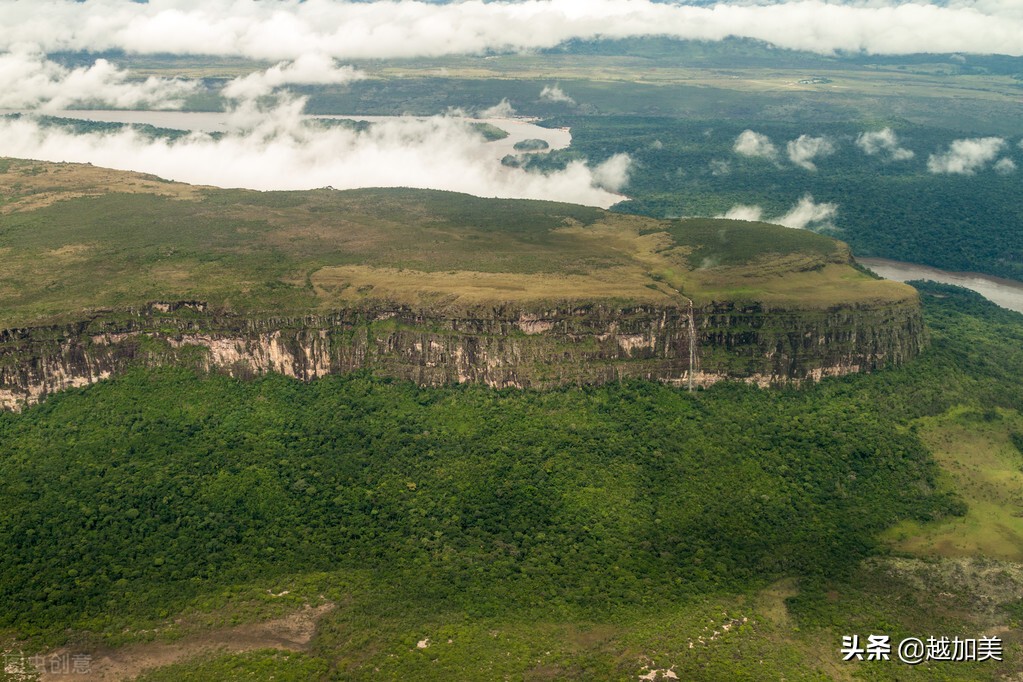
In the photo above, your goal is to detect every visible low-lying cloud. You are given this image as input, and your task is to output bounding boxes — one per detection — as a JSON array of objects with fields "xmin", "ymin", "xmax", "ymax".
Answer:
[
  {"xmin": 718, "ymin": 204, "xmax": 763, "ymax": 222},
  {"xmin": 590, "ymin": 152, "xmax": 631, "ymax": 192},
  {"xmin": 0, "ymin": 48, "xmax": 195, "ymax": 111},
  {"xmin": 717, "ymin": 194, "xmax": 837, "ymax": 230},
  {"xmin": 927, "ymin": 137, "xmax": 1006, "ymax": 174},
  {"xmin": 0, "ymin": 55, "xmax": 628, "ymax": 207},
  {"xmin": 0, "ymin": 1, "xmax": 1021, "ymax": 58},
  {"xmin": 994, "ymin": 157, "xmax": 1017, "ymax": 174},
  {"xmin": 786, "ymin": 134, "xmax": 835, "ymax": 171},
  {"xmin": 708, "ymin": 159, "xmax": 731, "ymax": 176},
  {"xmin": 539, "ymin": 85, "xmax": 575, "ymax": 105},
  {"xmin": 0, "ymin": 102, "xmax": 629, "ymax": 208},
  {"xmin": 733, "ymin": 130, "xmax": 778, "ymax": 161},
  {"xmin": 221, "ymin": 53, "xmax": 363, "ymax": 100},
  {"xmin": 856, "ymin": 128, "xmax": 914, "ymax": 161},
  {"xmin": 479, "ymin": 99, "xmax": 515, "ymax": 118},
  {"xmin": 776, "ymin": 194, "xmax": 837, "ymax": 229}
]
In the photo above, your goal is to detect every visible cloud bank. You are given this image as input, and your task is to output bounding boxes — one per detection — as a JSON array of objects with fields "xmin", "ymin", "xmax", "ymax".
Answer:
[
  {"xmin": 856, "ymin": 128, "xmax": 914, "ymax": 161},
  {"xmin": 0, "ymin": 48, "xmax": 195, "ymax": 111},
  {"xmin": 0, "ymin": 0, "xmax": 1020, "ymax": 59},
  {"xmin": 0, "ymin": 54, "xmax": 628, "ymax": 207},
  {"xmin": 927, "ymin": 137, "xmax": 1006, "ymax": 174},
  {"xmin": 0, "ymin": 103, "xmax": 629, "ymax": 208}
]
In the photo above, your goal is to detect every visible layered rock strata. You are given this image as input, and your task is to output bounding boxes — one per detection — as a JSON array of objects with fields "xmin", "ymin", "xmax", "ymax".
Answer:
[{"xmin": 0, "ymin": 298, "xmax": 926, "ymax": 410}]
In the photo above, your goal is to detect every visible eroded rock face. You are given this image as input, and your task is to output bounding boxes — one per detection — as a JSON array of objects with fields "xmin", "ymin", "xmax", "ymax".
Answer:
[{"xmin": 0, "ymin": 299, "xmax": 926, "ymax": 410}]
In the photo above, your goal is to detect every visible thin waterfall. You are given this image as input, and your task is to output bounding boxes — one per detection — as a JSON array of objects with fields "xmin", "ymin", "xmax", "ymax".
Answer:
[{"xmin": 687, "ymin": 300, "xmax": 696, "ymax": 392}]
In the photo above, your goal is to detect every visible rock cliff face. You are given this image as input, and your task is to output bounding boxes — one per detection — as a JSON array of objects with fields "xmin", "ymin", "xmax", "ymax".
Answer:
[{"xmin": 0, "ymin": 298, "xmax": 926, "ymax": 410}]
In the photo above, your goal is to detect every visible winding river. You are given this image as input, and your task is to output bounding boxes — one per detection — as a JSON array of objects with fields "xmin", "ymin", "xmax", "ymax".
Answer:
[{"xmin": 859, "ymin": 258, "xmax": 1023, "ymax": 314}]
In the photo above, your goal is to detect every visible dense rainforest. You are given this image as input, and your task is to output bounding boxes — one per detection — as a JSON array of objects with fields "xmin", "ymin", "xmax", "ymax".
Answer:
[{"xmin": 0, "ymin": 283, "xmax": 1021, "ymax": 680}]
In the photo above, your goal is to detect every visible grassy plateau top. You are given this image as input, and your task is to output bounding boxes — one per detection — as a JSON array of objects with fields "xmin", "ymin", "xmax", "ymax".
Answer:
[{"xmin": 0, "ymin": 158, "xmax": 914, "ymax": 327}]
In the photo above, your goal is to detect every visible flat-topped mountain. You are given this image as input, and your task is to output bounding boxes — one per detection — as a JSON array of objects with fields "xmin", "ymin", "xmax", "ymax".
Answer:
[{"xmin": 0, "ymin": 158, "xmax": 923, "ymax": 408}]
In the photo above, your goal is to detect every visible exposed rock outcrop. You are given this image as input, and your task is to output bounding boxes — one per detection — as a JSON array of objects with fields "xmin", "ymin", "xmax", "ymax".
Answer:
[{"xmin": 0, "ymin": 298, "xmax": 926, "ymax": 410}]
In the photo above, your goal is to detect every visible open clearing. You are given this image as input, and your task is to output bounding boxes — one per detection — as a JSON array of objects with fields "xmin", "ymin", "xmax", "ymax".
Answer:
[
  {"xmin": 36, "ymin": 603, "xmax": 333, "ymax": 681},
  {"xmin": 883, "ymin": 407, "xmax": 1023, "ymax": 561}
]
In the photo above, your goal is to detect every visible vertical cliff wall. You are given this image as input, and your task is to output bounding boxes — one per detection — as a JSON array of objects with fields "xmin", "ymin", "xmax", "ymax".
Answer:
[
  {"xmin": 692, "ymin": 299, "xmax": 926, "ymax": 385},
  {"xmin": 0, "ymin": 298, "xmax": 926, "ymax": 410}
]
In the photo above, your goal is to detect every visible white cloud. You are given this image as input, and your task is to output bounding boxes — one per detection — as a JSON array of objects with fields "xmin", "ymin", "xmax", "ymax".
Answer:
[
  {"xmin": 717, "ymin": 205, "xmax": 764, "ymax": 221},
  {"xmin": 479, "ymin": 98, "xmax": 515, "ymax": 118},
  {"xmin": 786, "ymin": 134, "xmax": 835, "ymax": 171},
  {"xmin": 0, "ymin": 1, "xmax": 1020, "ymax": 58},
  {"xmin": 0, "ymin": 47, "xmax": 195, "ymax": 111},
  {"xmin": 775, "ymin": 194, "xmax": 837, "ymax": 229},
  {"xmin": 733, "ymin": 130, "xmax": 778, "ymax": 160},
  {"xmin": 590, "ymin": 152, "xmax": 632, "ymax": 192},
  {"xmin": 221, "ymin": 53, "xmax": 363, "ymax": 100},
  {"xmin": 927, "ymin": 137, "xmax": 1006, "ymax": 174},
  {"xmin": 856, "ymin": 128, "xmax": 914, "ymax": 161},
  {"xmin": 539, "ymin": 85, "xmax": 575, "ymax": 105},
  {"xmin": 715, "ymin": 195, "xmax": 836, "ymax": 230},
  {"xmin": 0, "ymin": 49, "xmax": 620, "ymax": 209},
  {"xmin": 0, "ymin": 102, "xmax": 626, "ymax": 207},
  {"xmin": 994, "ymin": 157, "xmax": 1017, "ymax": 174}
]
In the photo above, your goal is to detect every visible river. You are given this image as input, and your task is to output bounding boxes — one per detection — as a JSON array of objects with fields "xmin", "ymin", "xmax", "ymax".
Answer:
[
  {"xmin": 0, "ymin": 109, "xmax": 571, "ymax": 162},
  {"xmin": 859, "ymin": 258, "xmax": 1023, "ymax": 314}
]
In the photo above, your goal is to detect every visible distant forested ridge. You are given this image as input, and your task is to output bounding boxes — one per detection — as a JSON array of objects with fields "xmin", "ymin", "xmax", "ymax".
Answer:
[{"xmin": 527, "ymin": 117, "xmax": 1023, "ymax": 281}]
